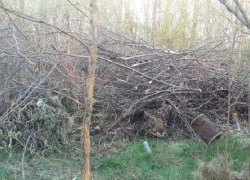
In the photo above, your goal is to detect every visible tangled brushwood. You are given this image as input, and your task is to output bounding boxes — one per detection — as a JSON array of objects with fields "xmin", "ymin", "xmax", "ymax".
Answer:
[{"xmin": 0, "ymin": 24, "xmax": 250, "ymax": 153}]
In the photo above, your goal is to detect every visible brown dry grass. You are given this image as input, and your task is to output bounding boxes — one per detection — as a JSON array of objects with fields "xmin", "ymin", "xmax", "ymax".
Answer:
[{"xmin": 195, "ymin": 157, "xmax": 249, "ymax": 180}]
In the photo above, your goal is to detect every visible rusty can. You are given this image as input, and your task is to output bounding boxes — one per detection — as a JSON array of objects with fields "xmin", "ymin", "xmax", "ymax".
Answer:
[{"xmin": 191, "ymin": 114, "xmax": 223, "ymax": 144}]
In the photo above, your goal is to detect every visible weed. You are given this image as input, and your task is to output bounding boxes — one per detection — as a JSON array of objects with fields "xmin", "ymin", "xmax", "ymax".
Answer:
[{"xmin": 0, "ymin": 135, "xmax": 249, "ymax": 180}]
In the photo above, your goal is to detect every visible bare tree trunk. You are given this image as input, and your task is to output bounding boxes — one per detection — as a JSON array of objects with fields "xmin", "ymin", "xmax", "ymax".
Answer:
[
  {"xmin": 124, "ymin": 0, "xmax": 132, "ymax": 34},
  {"xmin": 248, "ymin": 83, "xmax": 250, "ymax": 125},
  {"xmin": 81, "ymin": 0, "xmax": 98, "ymax": 179},
  {"xmin": 191, "ymin": 0, "xmax": 198, "ymax": 41},
  {"xmin": 151, "ymin": 0, "xmax": 160, "ymax": 43},
  {"xmin": 218, "ymin": 0, "xmax": 250, "ymax": 29}
]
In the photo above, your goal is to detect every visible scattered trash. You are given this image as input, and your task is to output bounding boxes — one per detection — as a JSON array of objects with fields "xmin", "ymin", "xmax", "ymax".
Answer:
[
  {"xmin": 191, "ymin": 114, "xmax": 222, "ymax": 144},
  {"xmin": 143, "ymin": 141, "xmax": 152, "ymax": 154},
  {"xmin": 36, "ymin": 99, "xmax": 44, "ymax": 107}
]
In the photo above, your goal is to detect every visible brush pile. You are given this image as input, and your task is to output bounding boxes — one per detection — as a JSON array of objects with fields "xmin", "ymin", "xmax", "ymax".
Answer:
[{"xmin": 0, "ymin": 25, "xmax": 249, "ymax": 152}]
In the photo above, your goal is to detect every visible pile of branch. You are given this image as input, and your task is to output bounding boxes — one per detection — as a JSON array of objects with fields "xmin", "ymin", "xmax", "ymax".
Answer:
[
  {"xmin": 0, "ymin": 25, "xmax": 249, "ymax": 152},
  {"xmin": 94, "ymin": 28, "xmax": 249, "ymax": 139}
]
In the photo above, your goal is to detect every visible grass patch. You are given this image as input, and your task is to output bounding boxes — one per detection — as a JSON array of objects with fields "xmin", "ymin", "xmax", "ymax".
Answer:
[
  {"xmin": 0, "ymin": 135, "xmax": 249, "ymax": 179},
  {"xmin": 91, "ymin": 139, "xmax": 203, "ymax": 180}
]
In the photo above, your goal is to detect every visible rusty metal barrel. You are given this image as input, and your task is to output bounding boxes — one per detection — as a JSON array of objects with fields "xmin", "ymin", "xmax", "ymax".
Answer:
[{"xmin": 191, "ymin": 114, "xmax": 223, "ymax": 144}]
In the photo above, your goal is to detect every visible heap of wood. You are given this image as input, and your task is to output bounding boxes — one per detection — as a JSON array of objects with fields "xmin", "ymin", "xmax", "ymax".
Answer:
[
  {"xmin": 95, "ymin": 30, "xmax": 249, "ymax": 140},
  {"xmin": 0, "ymin": 26, "xmax": 249, "ymax": 151}
]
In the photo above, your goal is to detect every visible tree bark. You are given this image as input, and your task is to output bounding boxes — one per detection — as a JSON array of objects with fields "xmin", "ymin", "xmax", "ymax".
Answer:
[
  {"xmin": 81, "ymin": 0, "xmax": 98, "ymax": 179},
  {"xmin": 124, "ymin": 0, "xmax": 132, "ymax": 34},
  {"xmin": 218, "ymin": 0, "xmax": 250, "ymax": 29},
  {"xmin": 248, "ymin": 83, "xmax": 250, "ymax": 125}
]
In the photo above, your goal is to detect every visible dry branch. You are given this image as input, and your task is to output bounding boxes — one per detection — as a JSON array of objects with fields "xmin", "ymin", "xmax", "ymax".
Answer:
[{"xmin": 0, "ymin": 7, "xmax": 249, "ymax": 153}]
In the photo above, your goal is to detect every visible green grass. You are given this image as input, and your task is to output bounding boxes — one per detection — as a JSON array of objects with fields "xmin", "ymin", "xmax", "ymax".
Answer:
[{"xmin": 0, "ymin": 135, "xmax": 249, "ymax": 180}]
